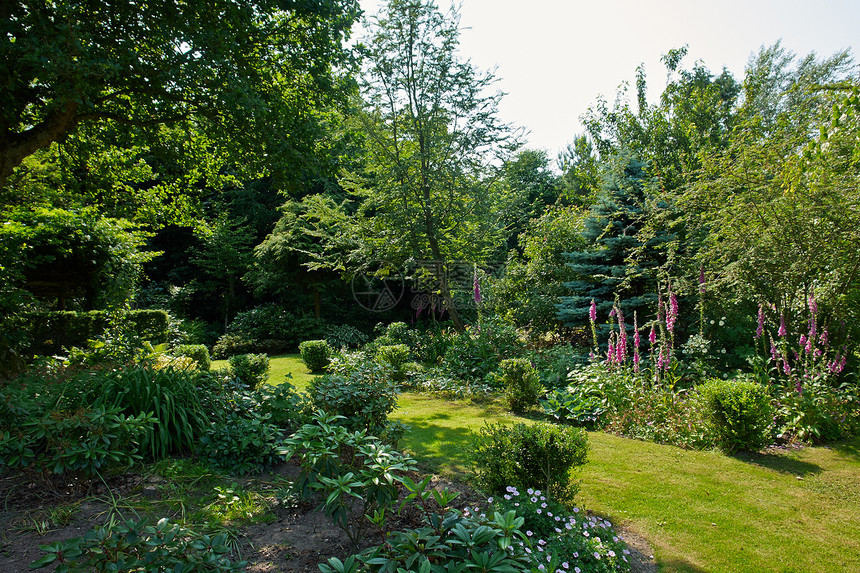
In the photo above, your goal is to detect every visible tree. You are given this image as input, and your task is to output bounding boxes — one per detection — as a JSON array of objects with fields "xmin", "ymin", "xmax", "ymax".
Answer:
[
  {"xmin": 557, "ymin": 154, "xmax": 671, "ymax": 334},
  {"xmin": 344, "ymin": 0, "xmax": 519, "ymax": 330},
  {"xmin": 0, "ymin": 0, "xmax": 360, "ymax": 189}
]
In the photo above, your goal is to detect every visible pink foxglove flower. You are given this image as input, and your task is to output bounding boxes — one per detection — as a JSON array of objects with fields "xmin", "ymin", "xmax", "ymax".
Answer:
[
  {"xmin": 778, "ymin": 314, "xmax": 787, "ymax": 337},
  {"xmin": 649, "ymin": 325, "xmax": 657, "ymax": 345},
  {"xmin": 589, "ymin": 299, "xmax": 597, "ymax": 323},
  {"xmin": 755, "ymin": 304, "xmax": 764, "ymax": 340},
  {"xmin": 473, "ymin": 269, "xmax": 482, "ymax": 304},
  {"xmin": 666, "ymin": 289, "xmax": 678, "ymax": 332},
  {"xmin": 699, "ymin": 266, "xmax": 706, "ymax": 294}
]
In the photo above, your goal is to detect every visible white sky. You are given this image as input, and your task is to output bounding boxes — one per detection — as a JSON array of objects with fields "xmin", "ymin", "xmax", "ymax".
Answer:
[{"xmin": 356, "ymin": 0, "xmax": 859, "ymax": 159}]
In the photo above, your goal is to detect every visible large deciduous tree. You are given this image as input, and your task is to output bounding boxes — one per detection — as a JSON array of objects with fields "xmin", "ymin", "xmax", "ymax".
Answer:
[
  {"xmin": 0, "ymin": 0, "xmax": 360, "ymax": 189},
  {"xmin": 344, "ymin": 0, "xmax": 519, "ymax": 330}
]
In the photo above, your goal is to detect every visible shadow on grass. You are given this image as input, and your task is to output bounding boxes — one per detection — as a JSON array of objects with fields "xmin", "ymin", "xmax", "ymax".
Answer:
[
  {"xmin": 400, "ymin": 420, "xmax": 478, "ymax": 478},
  {"xmin": 733, "ymin": 450, "xmax": 823, "ymax": 477},
  {"xmin": 830, "ymin": 438, "xmax": 860, "ymax": 463},
  {"xmin": 658, "ymin": 559, "xmax": 710, "ymax": 573}
]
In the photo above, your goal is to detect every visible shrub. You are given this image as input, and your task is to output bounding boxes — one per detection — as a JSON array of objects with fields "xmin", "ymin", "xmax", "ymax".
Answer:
[
  {"xmin": 324, "ymin": 324, "xmax": 368, "ymax": 349},
  {"xmin": 493, "ymin": 358, "xmax": 543, "ymax": 412},
  {"xmin": 211, "ymin": 334, "xmax": 291, "ymax": 359},
  {"xmin": 228, "ymin": 353, "xmax": 270, "ymax": 388},
  {"xmin": 696, "ymin": 378, "xmax": 774, "ymax": 453},
  {"xmin": 254, "ymin": 381, "xmax": 311, "ymax": 431},
  {"xmin": 308, "ymin": 362, "xmax": 398, "ymax": 436},
  {"xmin": 171, "ymin": 344, "xmax": 211, "ymax": 370},
  {"xmin": 30, "ymin": 517, "xmax": 246, "ymax": 572},
  {"xmin": 0, "ymin": 406, "xmax": 153, "ymax": 476},
  {"xmin": 442, "ymin": 316, "xmax": 524, "ymax": 381},
  {"xmin": 226, "ymin": 304, "xmax": 325, "ymax": 351},
  {"xmin": 283, "ymin": 412, "xmax": 417, "ymax": 548},
  {"xmin": 774, "ymin": 380, "xmax": 860, "ymax": 443},
  {"xmin": 375, "ymin": 344, "xmax": 410, "ymax": 381},
  {"xmin": 199, "ymin": 411, "xmax": 287, "ymax": 475},
  {"xmin": 299, "ymin": 339, "xmax": 333, "ymax": 373},
  {"xmin": 528, "ymin": 344, "xmax": 589, "ymax": 389},
  {"xmin": 471, "ymin": 422, "xmax": 588, "ymax": 506}
]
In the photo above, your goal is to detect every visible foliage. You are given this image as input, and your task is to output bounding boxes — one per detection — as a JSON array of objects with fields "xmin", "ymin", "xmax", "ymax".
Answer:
[
  {"xmin": 282, "ymin": 412, "xmax": 417, "ymax": 548},
  {"xmin": 492, "ymin": 487, "xmax": 631, "ymax": 573},
  {"xmin": 217, "ymin": 304, "xmax": 325, "ymax": 355},
  {"xmin": 199, "ymin": 411, "xmax": 287, "ymax": 475},
  {"xmin": 442, "ymin": 317, "xmax": 524, "ymax": 381},
  {"xmin": 252, "ymin": 381, "xmax": 311, "ymax": 431},
  {"xmin": 211, "ymin": 335, "xmax": 291, "ymax": 359},
  {"xmin": 541, "ymin": 386, "xmax": 606, "ymax": 430},
  {"xmin": 0, "ymin": 206, "xmax": 155, "ymax": 312},
  {"xmin": 696, "ymin": 378, "xmax": 774, "ymax": 453},
  {"xmin": 171, "ymin": 344, "xmax": 211, "ymax": 371},
  {"xmin": 774, "ymin": 380, "xmax": 860, "ymax": 443},
  {"xmin": 0, "ymin": 405, "xmax": 152, "ymax": 477},
  {"xmin": 375, "ymin": 344, "xmax": 411, "ymax": 382},
  {"xmin": 403, "ymin": 368, "xmax": 496, "ymax": 401},
  {"xmin": 490, "ymin": 358, "xmax": 543, "ymax": 413},
  {"xmin": 300, "ymin": 339, "xmax": 334, "ymax": 373},
  {"xmin": 30, "ymin": 516, "xmax": 246, "ymax": 572},
  {"xmin": 491, "ymin": 205, "xmax": 587, "ymax": 335},
  {"xmin": 471, "ymin": 422, "xmax": 589, "ymax": 506},
  {"xmin": 323, "ymin": 508, "xmax": 532, "ymax": 573},
  {"xmin": 529, "ymin": 345, "xmax": 590, "ymax": 389},
  {"xmin": 227, "ymin": 353, "xmax": 270, "ymax": 388},
  {"xmin": 308, "ymin": 361, "xmax": 399, "ymax": 436},
  {"xmin": 325, "ymin": 324, "xmax": 369, "ymax": 349},
  {"xmin": 340, "ymin": 0, "xmax": 520, "ymax": 331},
  {"xmin": 93, "ymin": 366, "xmax": 211, "ymax": 459}
]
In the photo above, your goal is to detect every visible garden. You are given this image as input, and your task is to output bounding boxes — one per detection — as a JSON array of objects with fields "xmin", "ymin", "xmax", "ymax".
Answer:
[{"xmin": 3, "ymin": 0, "xmax": 860, "ymax": 572}]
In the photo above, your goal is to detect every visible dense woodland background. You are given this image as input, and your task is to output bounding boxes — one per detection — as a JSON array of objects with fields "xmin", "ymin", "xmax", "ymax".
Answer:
[{"xmin": 2, "ymin": 0, "xmax": 859, "ymax": 373}]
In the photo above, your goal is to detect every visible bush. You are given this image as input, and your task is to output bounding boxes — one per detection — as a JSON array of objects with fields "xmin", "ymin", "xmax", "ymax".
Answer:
[
  {"xmin": 254, "ymin": 382, "xmax": 310, "ymax": 431},
  {"xmin": 171, "ymin": 343, "xmax": 211, "ymax": 370},
  {"xmin": 324, "ymin": 324, "xmax": 368, "ymax": 349},
  {"xmin": 226, "ymin": 304, "xmax": 325, "ymax": 350},
  {"xmin": 30, "ymin": 517, "xmax": 246, "ymax": 572},
  {"xmin": 493, "ymin": 358, "xmax": 543, "ymax": 412},
  {"xmin": 299, "ymin": 339, "xmax": 333, "ymax": 373},
  {"xmin": 228, "ymin": 353, "xmax": 270, "ymax": 388},
  {"xmin": 541, "ymin": 386, "xmax": 606, "ymax": 429},
  {"xmin": 211, "ymin": 334, "xmax": 291, "ymax": 359},
  {"xmin": 308, "ymin": 362, "xmax": 398, "ymax": 435},
  {"xmin": 199, "ymin": 411, "xmax": 287, "ymax": 475},
  {"xmin": 283, "ymin": 412, "xmax": 417, "ymax": 548},
  {"xmin": 471, "ymin": 421, "xmax": 588, "ymax": 506},
  {"xmin": 0, "ymin": 406, "xmax": 153, "ymax": 476},
  {"xmin": 442, "ymin": 316, "xmax": 524, "ymax": 381},
  {"xmin": 696, "ymin": 378, "xmax": 774, "ymax": 453},
  {"xmin": 375, "ymin": 344, "xmax": 410, "ymax": 381},
  {"xmin": 775, "ymin": 381, "xmax": 860, "ymax": 443}
]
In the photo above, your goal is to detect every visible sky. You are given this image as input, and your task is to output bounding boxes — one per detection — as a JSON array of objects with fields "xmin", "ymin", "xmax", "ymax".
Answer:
[{"xmin": 356, "ymin": 0, "xmax": 860, "ymax": 159}]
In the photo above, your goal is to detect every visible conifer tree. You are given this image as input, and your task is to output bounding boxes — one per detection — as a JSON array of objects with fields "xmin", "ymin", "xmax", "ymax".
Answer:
[{"xmin": 557, "ymin": 153, "xmax": 670, "ymax": 337}]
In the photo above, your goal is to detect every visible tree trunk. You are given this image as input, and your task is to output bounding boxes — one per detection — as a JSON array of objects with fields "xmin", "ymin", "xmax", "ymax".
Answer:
[{"xmin": 0, "ymin": 101, "xmax": 79, "ymax": 188}]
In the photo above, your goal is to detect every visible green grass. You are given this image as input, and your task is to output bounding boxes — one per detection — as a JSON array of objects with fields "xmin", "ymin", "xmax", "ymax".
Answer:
[
  {"xmin": 392, "ymin": 392, "xmax": 860, "ymax": 573},
  {"xmin": 211, "ymin": 354, "xmax": 320, "ymax": 390}
]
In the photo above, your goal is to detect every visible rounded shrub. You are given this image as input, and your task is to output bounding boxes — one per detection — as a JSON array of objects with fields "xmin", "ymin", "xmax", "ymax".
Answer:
[
  {"xmin": 171, "ymin": 344, "xmax": 211, "ymax": 370},
  {"xmin": 471, "ymin": 421, "xmax": 588, "ymax": 506},
  {"xmin": 299, "ymin": 339, "xmax": 333, "ymax": 373},
  {"xmin": 697, "ymin": 378, "xmax": 774, "ymax": 453},
  {"xmin": 493, "ymin": 358, "xmax": 543, "ymax": 413},
  {"xmin": 308, "ymin": 363, "xmax": 398, "ymax": 435},
  {"xmin": 228, "ymin": 353, "xmax": 270, "ymax": 388},
  {"xmin": 375, "ymin": 344, "xmax": 410, "ymax": 381}
]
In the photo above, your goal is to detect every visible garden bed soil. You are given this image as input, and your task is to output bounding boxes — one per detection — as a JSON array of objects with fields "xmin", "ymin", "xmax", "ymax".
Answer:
[{"xmin": 0, "ymin": 463, "xmax": 656, "ymax": 573}]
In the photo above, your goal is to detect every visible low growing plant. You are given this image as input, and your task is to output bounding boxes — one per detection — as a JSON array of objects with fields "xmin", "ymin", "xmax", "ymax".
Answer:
[
  {"xmin": 171, "ymin": 344, "xmax": 211, "ymax": 370},
  {"xmin": 492, "ymin": 358, "xmax": 543, "ymax": 413},
  {"xmin": 198, "ymin": 411, "xmax": 287, "ymax": 475},
  {"xmin": 30, "ymin": 516, "xmax": 246, "ymax": 572}
]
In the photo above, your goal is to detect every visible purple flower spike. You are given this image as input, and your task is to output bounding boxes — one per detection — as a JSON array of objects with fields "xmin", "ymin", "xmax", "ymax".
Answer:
[
  {"xmin": 699, "ymin": 266, "xmax": 706, "ymax": 294},
  {"xmin": 649, "ymin": 325, "xmax": 657, "ymax": 345},
  {"xmin": 473, "ymin": 269, "xmax": 482, "ymax": 304},
  {"xmin": 589, "ymin": 300, "xmax": 597, "ymax": 323},
  {"xmin": 778, "ymin": 314, "xmax": 787, "ymax": 337},
  {"xmin": 755, "ymin": 304, "xmax": 764, "ymax": 340}
]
